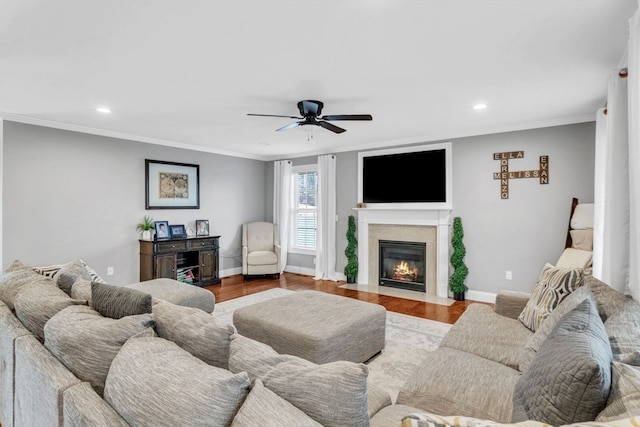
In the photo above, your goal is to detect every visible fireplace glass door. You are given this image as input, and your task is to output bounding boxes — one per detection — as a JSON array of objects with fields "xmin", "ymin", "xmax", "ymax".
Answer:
[{"xmin": 379, "ymin": 240, "xmax": 426, "ymax": 292}]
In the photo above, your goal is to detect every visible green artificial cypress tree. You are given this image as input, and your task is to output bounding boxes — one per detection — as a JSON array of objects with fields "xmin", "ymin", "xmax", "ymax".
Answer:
[
  {"xmin": 449, "ymin": 217, "xmax": 469, "ymax": 299},
  {"xmin": 344, "ymin": 215, "xmax": 358, "ymax": 282}
]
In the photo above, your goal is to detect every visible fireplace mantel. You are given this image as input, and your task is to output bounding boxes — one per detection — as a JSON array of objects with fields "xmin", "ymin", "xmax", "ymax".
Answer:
[{"xmin": 354, "ymin": 207, "xmax": 451, "ymax": 298}]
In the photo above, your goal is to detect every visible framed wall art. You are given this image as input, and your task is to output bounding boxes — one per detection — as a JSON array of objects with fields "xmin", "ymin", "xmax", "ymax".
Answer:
[{"xmin": 145, "ymin": 159, "xmax": 200, "ymax": 209}]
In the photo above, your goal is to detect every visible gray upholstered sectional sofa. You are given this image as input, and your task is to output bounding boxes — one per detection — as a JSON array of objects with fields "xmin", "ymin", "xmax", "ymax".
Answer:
[{"xmin": 1, "ymin": 258, "xmax": 640, "ymax": 426}]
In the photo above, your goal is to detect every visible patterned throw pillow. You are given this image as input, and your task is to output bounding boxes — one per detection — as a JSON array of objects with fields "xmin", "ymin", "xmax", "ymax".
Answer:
[{"xmin": 518, "ymin": 263, "xmax": 584, "ymax": 331}]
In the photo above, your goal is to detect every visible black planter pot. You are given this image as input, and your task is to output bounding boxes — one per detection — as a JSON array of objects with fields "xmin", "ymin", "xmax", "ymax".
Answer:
[
  {"xmin": 453, "ymin": 292, "xmax": 465, "ymax": 301},
  {"xmin": 346, "ymin": 276, "xmax": 357, "ymax": 284}
]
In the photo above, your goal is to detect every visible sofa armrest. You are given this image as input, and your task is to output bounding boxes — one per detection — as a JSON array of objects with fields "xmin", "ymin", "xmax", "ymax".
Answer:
[
  {"xmin": 494, "ymin": 290, "xmax": 531, "ymax": 319},
  {"xmin": 63, "ymin": 382, "xmax": 129, "ymax": 426}
]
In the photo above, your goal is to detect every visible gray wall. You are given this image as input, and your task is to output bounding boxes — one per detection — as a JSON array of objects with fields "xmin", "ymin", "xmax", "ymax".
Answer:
[
  {"xmin": 288, "ymin": 122, "xmax": 595, "ymax": 296},
  {"xmin": 2, "ymin": 121, "xmax": 267, "ymax": 283},
  {"xmin": 3, "ymin": 120, "xmax": 595, "ymax": 296}
]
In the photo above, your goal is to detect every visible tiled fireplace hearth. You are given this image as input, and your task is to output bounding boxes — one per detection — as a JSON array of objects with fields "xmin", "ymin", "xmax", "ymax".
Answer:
[{"xmin": 355, "ymin": 207, "xmax": 451, "ymax": 298}]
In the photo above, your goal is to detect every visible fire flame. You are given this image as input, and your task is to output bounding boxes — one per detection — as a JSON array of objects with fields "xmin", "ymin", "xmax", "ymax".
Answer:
[{"xmin": 393, "ymin": 261, "xmax": 418, "ymax": 282}]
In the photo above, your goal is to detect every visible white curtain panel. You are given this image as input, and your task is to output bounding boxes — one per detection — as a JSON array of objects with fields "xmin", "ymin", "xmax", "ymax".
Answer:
[
  {"xmin": 628, "ymin": 5, "xmax": 640, "ymax": 300},
  {"xmin": 599, "ymin": 70, "xmax": 630, "ymax": 294},
  {"xmin": 273, "ymin": 160, "xmax": 292, "ymax": 273},
  {"xmin": 592, "ymin": 108, "xmax": 608, "ymax": 280},
  {"xmin": 315, "ymin": 154, "xmax": 337, "ymax": 281}
]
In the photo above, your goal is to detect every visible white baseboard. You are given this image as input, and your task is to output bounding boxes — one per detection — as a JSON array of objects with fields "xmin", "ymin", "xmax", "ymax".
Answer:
[
  {"xmin": 219, "ymin": 267, "xmax": 242, "ymax": 278},
  {"xmin": 283, "ymin": 265, "xmax": 316, "ymax": 277},
  {"xmin": 465, "ymin": 289, "xmax": 497, "ymax": 304}
]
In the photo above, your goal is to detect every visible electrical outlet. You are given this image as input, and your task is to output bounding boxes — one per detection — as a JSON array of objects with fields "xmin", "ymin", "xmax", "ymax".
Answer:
[
  {"xmin": 505, "ymin": 270, "xmax": 512, "ymax": 280},
  {"xmin": 107, "ymin": 267, "xmax": 114, "ymax": 276}
]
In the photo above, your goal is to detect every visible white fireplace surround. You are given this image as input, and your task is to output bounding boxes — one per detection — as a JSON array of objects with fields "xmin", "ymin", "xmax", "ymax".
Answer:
[{"xmin": 355, "ymin": 207, "xmax": 451, "ymax": 298}]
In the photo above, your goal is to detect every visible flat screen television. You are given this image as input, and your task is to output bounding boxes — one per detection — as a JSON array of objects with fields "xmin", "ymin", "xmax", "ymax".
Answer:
[{"xmin": 359, "ymin": 143, "xmax": 451, "ymax": 206}]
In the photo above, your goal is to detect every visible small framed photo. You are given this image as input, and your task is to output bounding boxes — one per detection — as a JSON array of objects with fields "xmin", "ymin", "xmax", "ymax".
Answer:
[
  {"xmin": 154, "ymin": 221, "xmax": 170, "ymax": 240},
  {"xmin": 169, "ymin": 224, "xmax": 187, "ymax": 239},
  {"xmin": 196, "ymin": 220, "xmax": 209, "ymax": 237}
]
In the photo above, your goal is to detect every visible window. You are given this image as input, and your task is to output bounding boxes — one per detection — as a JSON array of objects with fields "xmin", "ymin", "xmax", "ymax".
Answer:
[{"xmin": 291, "ymin": 165, "xmax": 317, "ymax": 253}]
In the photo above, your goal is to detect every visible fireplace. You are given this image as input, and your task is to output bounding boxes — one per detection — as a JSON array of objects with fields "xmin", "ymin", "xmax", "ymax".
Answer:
[{"xmin": 378, "ymin": 240, "xmax": 426, "ymax": 292}]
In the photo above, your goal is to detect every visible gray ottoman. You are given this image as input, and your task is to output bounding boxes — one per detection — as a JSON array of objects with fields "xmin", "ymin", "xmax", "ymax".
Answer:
[
  {"xmin": 233, "ymin": 290, "xmax": 386, "ymax": 364},
  {"xmin": 126, "ymin": 278, "xmax": 215, "ymax": 313}
]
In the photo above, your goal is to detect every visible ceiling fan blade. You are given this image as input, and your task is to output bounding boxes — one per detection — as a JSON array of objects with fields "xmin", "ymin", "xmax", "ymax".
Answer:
[
  {"xmin": 247, "ymin": 113, "xmax": 302, "ymax": 119},
  {"xmin": 318, "ymin": 121, "xmax": 346, "ymax": 134},
  {"xmin": 276, "ymin": 122, "xmax": 302, "ymax": 132},
  {"xmin": 321, "ymin": 114, "xmax": 373, "ymax": 121}
]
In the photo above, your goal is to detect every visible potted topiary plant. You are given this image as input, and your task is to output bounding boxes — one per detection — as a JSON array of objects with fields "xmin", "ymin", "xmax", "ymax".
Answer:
[
  {"xmin": 449, "ymin": 216, "xmax": 468, "ymax": 301},
  {"xmin": 136, "ymin": 215, "xmax": 154, "ymax": 240},
  {"xmin": 344, "ymin": 215, "xmax": 358, "ymax": 283}
]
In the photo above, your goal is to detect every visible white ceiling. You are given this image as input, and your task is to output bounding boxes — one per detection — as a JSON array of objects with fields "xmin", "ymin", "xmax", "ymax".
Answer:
[{"xmin": 1, "ymin": 1, "xmax": 637, "ymax": 161}]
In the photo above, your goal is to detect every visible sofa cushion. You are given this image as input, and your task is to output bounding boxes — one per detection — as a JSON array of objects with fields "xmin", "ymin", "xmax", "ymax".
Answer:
[
  {"xmin": 604, "ymin": 298, "xmax": 640, "ymax": 362},
  {"xmin": 512, "ymin": 299, "xmax": 612, "ymax": 424},
  {"xmin": 55, "ymin": 259, "xmax": 106, "ymax": 295},
  {"xmin": 0, "ymin": 265, "xmax": 51, "ymax": 311},
  {"xmin": 583, "ymin": 274, "xmax": 631, "ymax": 321},
  {"xmin": 14, "ymin": 282, "xmax": 87, "ymax": 341},
  {"xmin": 396, "ymin": 347, "xmax": 519, "ymax": 422},
  {"xmin": 104, "ymin": 336, "xmax": 250, "ymax": 427},
  {"xmin": 44, "ymin": 305, "xmax": 154, "ymax": 396},
  {"xmin": 597, "ymin": 358, "xmax": 640, "ymax": 421},
  {"xmin": 229, "ymin": 334, "xmax": 369, "ymax": 427},
  {"xmin": 5, "ymin": 260, "xmax": 30, "ymax": 273},
  {"xmin": 231, "ymin": 379, "xmax": 322, "ymax": 427},
  {"xmin": 91, "ymin": 282, "xmax": 152, "ymax": 319},
  {"xmin": 440, "ymin": 303, "xmax": 532, "ymax": 370},
  {"xmin": 153, "ymin": 300, "xmax": 235, "ymax": 369},
  {"xmin": 70, "ymin": 278, "xmax": 92, "ymax": 303},
  {"xmin": 518, "ymin": 263, "xmax": 584, "ymax": 331},
  {"xmin": 519, "ymin": 285, "xmax": 594, "ymax": 372}
]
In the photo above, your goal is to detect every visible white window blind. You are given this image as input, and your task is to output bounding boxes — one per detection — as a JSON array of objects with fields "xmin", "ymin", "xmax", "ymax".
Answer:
[{"xmin": 291, "ymin": 167, "xmax": 317, "ymax": 251}]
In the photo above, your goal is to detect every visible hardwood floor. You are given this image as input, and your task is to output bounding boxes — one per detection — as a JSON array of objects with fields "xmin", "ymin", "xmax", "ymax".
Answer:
[{"xmin": 204, "ymin": 272, "xmax": 490, "ymax": 324}]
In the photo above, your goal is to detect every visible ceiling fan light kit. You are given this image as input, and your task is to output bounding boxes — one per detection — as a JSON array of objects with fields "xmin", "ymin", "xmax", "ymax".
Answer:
[{"xmin": 248, "ymin": 100, "xmax": 372, "ymax": 134}]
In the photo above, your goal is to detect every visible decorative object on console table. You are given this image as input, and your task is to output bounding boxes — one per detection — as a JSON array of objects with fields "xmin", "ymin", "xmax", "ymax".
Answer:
[
  {"xmin": 154, "ymin": 221, "xmax": 170, "ymax": 240},
  {"xmin": 449, "ymin": 217, "xmax": 468, "ymax": 301},
  {"xmin": 169, "ymin": 224, "xmax": 187, "ymax": 239},
  {"xmin": 196, "ymin": 219, "xmax": 209, "ymax": 237},
  {"xmin": 145, "ymin": 159, "xmax": 200, "ymax": 209},
  {"xmin": 139, "ymin": 236, "xmax": 221, "ymax": 287},
  {"xmin": 344, "ymin": 215, "xmax": 358, "ymax": 283},
  {"xmin": 136, "ymin": 215, "xmax": 154, "ymax": 241}
]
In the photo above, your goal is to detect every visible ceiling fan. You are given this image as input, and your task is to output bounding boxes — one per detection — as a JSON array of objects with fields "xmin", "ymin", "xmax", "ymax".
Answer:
[{"xmin": 247, "ymin": 100, "xmax": 372, "ymax": 134}]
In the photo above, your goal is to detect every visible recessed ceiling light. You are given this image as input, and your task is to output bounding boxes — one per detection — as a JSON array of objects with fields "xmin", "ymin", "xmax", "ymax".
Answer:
[
  {"xmin": 472, "ymin": 104, "xmax": 487, "ymax": 110},
  {"xmin": 96, "ymin": 107, "xmax": 111, "ymax": 114}
]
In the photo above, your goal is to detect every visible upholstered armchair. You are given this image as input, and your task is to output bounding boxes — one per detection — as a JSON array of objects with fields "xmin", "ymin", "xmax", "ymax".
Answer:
[{"xmin": 242, "ymin": 222, "xmax": 281, "ymax": 279}]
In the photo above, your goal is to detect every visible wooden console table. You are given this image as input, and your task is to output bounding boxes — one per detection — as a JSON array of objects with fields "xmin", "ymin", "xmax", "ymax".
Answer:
[{"xmin": 139, "ymin": 236, "xmax": 221, "ymax": 287}]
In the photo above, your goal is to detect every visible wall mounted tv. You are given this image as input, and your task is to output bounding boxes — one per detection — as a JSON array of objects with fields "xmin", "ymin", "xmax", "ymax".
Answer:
[{"xmin": 358, "ymin": 143, "xmax": 452, "ymax": 209}]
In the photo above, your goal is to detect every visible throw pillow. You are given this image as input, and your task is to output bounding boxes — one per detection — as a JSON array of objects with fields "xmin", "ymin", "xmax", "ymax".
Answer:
[
  {"xmin": 104, "ymin": 336, "xmax": 250, "ymax": 427},
  {"xmin": 5, "ymin": 260, "xmax": 30, "ymax": 273},
  {"xmin": 91, "ymin": 282, "xmax": 152, "ymax": 319},
  {"xmin": 229, "ymin": 334, "xmax": 369, "ymax": 427},
  {"xmin": 44, "ymin": 305, "xmax": 154, "ymax": 396},
  {"xmin": 570, "ymin": 203, "xmax": 594, "ymax": 230},
  {"xmin": 570, "ymin": 229, "xmax": 594, "ymax": 251},
  {"xmin": 0, "ymin": 267, "xmax": 54, "ymax": 311},
  {"xmin": 518, "ymin": 263, "xmax": 584, "ymax": 331},
  {"xmin": 583, "ymin": 274, "xmax": 630, "ymax": 321},
  {"xmin": 519, "ymin": 286, "xmax": 594, "ymax": 372},
  {"xmin": 14, "ymin": 282, "xmax": 87, "ymax": 341},
  {"xmin": 153, "ymin": 300, "xmax": 235, "ymax": 369},
  {"xmin": 512, "ymin": 299, "xmax": 612, "ymax": 424},
  {"xmin": 556, "ymin": 248, "xmax": 593, "ymax": 269},
  {"xmin": 55, "ymin": 259, "xmax": 106, "ymax": 295},
  {"xmin": 596, "ymin": 361, "xmax": 640, "ymax": 421},
  {"xmin": 231, "ymin": 379, "xmax": 322, "ymax": 427}
]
